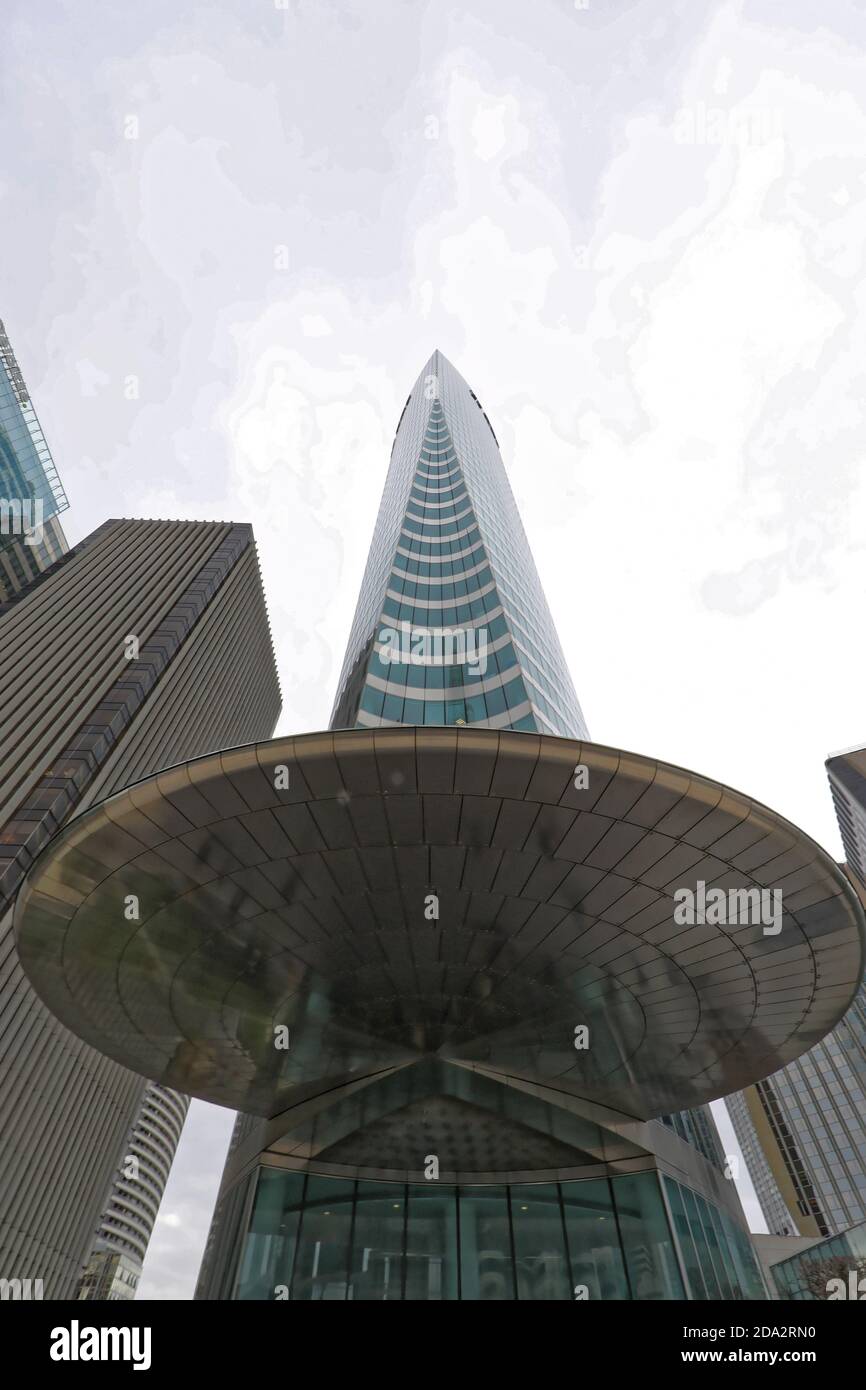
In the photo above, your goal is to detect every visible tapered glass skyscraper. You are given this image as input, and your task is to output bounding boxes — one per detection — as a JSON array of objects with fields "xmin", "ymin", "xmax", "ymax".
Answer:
[{"xmin": 331, "ymin": 352, "xmax": 587, "ymax": 739}]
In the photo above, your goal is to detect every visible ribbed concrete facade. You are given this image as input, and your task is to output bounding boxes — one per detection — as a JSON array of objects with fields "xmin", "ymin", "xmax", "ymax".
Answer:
[
  {"xmin": 0, "ymin": 517, "xmax": 280, "ymax": 1298},
  {"xmin": 0, "ymin": 513, "xmax": 68, "ymax": 604}
]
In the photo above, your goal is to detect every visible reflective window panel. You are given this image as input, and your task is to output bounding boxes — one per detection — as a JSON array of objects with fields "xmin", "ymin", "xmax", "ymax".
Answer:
[{"xmin": 234, "ymin": 1169, "xmax": 766, "ymax": 1301}]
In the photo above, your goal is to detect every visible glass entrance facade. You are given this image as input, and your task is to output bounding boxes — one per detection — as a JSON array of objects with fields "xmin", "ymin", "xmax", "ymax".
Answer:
[{"xmin": 233, "ymin": 1167, "xmax": 765, "ymax": 1301}]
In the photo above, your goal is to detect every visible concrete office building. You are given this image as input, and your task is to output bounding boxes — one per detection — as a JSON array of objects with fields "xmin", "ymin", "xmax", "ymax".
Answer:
[
  {"xmin": 77, "ymin": 1084, "xmax": 190, "ymax": 1301},
  {"xmin": 0, "ymin": 509, "xmax": 68, "ymax": 605},
  {"xmin": 0, "ymin": 515, "xmax": 280, "ymax": 1297},
  {"xmin": 13, "ymin": 354, "xmax": 865, "ymax": 1300},
  {"xmin": 726, "ymin": 749, "xmax": 866, "ymax": 1240},
  {"xmin": 828, "ymin": 750, "xmax": 866, "ymax": 887}
]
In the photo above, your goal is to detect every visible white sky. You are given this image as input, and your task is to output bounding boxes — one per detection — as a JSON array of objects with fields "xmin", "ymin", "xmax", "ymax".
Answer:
[{"xmin": 3, "ymin": 0, "xmax": 866, "ymax": 1297}]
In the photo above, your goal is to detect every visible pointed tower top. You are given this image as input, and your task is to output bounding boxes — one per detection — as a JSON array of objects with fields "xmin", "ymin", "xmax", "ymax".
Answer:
[{"xmin": 409, "ymin": 348, "xmax": 465, "ymax": 400}]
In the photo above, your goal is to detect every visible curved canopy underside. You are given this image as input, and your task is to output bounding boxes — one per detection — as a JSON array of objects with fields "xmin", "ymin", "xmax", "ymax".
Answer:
[{"xmin": 13, "ymin": 729, "xmax": 865, "ymax": 1145}]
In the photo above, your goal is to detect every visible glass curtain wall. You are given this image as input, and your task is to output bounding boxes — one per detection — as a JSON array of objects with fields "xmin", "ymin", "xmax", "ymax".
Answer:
[{"xmin": 233, "ymin": 1168, "xmax": 763, "ymax": 1301}]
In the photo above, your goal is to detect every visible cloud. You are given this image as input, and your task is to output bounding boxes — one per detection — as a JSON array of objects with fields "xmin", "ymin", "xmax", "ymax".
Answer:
[{"xmin": 5, "ymin": 0, "xmax": 866, "ymax": 1293}]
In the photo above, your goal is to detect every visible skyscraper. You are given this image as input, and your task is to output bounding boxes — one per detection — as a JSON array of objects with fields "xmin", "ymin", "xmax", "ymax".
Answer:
[
  {"xmin": 77, "ymin": 1084, "xmax": 190, "ymax": 1301},
  {"xmin": 203, "ymin": 351, "xmax": 727, "ymax": 1289},
  {"xmin": 0, "ymin": 317, "xmax": 69, "ymax": 601},
  {"xmin": 723, "ymin": 1088, "xmax": 800, "ymax": 1236},
  {"xmin": 331, "ymin": 354, "xmax": 587, "ymax": 738},
  {"xmin": 726, "ymin": 747, "xmax": 866, "ymax": 1239},
  {"xmin": 0, "ymin": 516, "xmax": 280, "ymax": 1298},
  {"xmin": 13, "ymin": 355, "xmax": 864, "ymax": 1301},
  {"xmin": 828, "ymin": 749, "xmax": 866, "ymax": 886}
]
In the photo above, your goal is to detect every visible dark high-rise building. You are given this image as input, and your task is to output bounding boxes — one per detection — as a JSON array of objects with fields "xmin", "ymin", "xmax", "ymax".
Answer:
[
  {"xmin": 0, "ymin": 517, "xmax": 280, "ymax": 1298},
  {"xmin": 828, "ymin": 749, "xmax": 866, "ymax": 886},
  {"xmin": 12, "ymin": 355, "xmax": 865, "ymax": 1302},
  {"xmin": 77, "ymin": 1084, "xmax": 190, "ymax": 1301},
  {"xmin": 726, "ymin": 747, "xmax": 866, "ymax": 1239}
]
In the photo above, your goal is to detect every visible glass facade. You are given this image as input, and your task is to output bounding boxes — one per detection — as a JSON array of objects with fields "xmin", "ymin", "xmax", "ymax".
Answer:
[
  {"xmin": 661, "ymin": 1108, "xmax": 726, "ymax": 1171},
  {"xmin": 232, "ymin": 1168, "xmax": 764, "ymax": 1301},
  {"xmin": 330, "ymin": 352, "xmax": 588, "ymax": 739},
  {"xmin": 0, "ymin": 319, "xmax": 69, "ymax": 601},
  {"xmin": 726, "ymin": 754, "xmax": 866, "ymax": 1241},
  {"xmin": 723, "ymin": 1089, "xmax": 799, "ymax": 1237},
  {"xmin": 0, "ymin": 318, "xmax": 68, "ymax": 531},
  {"xmin": 771, "ymin": 1217, "xmax": 866, "ymax": 1299},
  {"xmin": 663, "ymin": 1178, "xmax": 766, "ymax": 1300}
]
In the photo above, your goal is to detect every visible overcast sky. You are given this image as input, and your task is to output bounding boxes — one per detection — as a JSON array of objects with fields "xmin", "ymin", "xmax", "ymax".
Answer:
[{"xmin": 3, "ymin": 0, "xmax": 866, "ymax": 1297}]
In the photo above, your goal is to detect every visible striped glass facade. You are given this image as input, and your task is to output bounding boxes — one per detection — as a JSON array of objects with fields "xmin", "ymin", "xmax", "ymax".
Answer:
[
  {"xmin": 0, "ymin": 318, "xmax": 67, "ymax": 533},
  {"xmin": 330, "ymin": 351, "xmax": 588, "ymax": 739},
  {"xmin": 0, "ymin": 318, "xmax": 69, "ymax": 601}
]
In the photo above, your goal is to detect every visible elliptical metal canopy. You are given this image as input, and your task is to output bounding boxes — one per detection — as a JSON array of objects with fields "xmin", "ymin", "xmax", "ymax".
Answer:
[{"xmin": 14, "ymin": 728, "xmax": 865, "ymax": 1122}]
